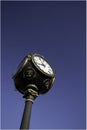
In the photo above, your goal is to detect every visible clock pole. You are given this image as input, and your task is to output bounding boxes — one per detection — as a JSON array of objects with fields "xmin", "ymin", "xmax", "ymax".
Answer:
[
  {"xmin": 20, "ymin": 87, "xmax": 38, "ymax": 130},
  {"xmin": 12, "ymin": 53, "xmax": 55, "ymax": 130},
  {"xmin": 20, "ymin": 99, "xmax": 32, "ymax": 129}
]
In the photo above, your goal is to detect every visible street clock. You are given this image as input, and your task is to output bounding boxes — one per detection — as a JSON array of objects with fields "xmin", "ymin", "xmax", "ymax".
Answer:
[
  {"xmin": 12, "ymin": 53, "xmax": 55, "ymax": 97},
  {"xmin": 12, "ymin": 53, "xmax": 55, "ymax": 130}
]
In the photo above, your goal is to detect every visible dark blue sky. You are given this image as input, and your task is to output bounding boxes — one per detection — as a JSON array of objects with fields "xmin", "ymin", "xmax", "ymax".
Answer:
[{"xmin": 1, "ymin": 1, "xmax": 86, "ymax": 129}]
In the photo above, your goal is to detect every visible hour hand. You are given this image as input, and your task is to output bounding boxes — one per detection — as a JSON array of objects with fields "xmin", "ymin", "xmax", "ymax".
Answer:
[{"xmin": 37, "ymin": 63, "xmax": 45, "ymax": 67}]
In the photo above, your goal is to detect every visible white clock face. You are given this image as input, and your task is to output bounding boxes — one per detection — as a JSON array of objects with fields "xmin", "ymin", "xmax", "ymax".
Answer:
[{"xmin": 32, "ymin": 55, "xmax": 54, "ymax": 76}]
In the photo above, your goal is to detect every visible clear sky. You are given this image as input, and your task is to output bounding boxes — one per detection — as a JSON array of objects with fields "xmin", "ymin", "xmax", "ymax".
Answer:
[{"xmin": 1, "ymin": 1, "xmax": 86, "ymax": 129}]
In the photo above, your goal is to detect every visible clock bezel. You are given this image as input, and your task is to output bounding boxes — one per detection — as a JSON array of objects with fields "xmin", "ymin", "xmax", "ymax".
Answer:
[
  {"xmin": 31, "ymin": 54, "xmax": 55, "ymax": 78},
  {"xmin": 12, "ymin": 56, "xmax": 31, "ymax": 79}
]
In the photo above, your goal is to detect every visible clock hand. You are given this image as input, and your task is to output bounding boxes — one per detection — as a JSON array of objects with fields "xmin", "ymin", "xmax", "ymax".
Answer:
[
  {"xmin": 42, "ymin": 63, "xmax": 45, "ymax": 67},
  {"xmin": 37, "ymin": 63, "xmax": 45, "ymax": 67}
]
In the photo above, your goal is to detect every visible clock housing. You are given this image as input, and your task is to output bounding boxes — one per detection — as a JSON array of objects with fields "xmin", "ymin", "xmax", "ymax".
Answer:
[{"xmin": 12, "ymin": 53, "xmax": 55, "ymax": 95}]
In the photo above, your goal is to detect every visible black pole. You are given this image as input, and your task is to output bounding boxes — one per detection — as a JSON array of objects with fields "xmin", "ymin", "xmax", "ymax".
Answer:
[
  {"xmin": 20, "ymin": 99, "xmax": 32, "ymax": 130},
  {"xmin": 20, "ymin": 88, "xmax": 38, "ymax": 130}
]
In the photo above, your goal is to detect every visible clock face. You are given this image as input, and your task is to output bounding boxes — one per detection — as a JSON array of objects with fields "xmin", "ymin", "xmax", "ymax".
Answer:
[
  {"xmin": 32, "ymin": 54, "xmax": 54, "ymax": 77},
  {"xmin": 16, "ymin": 57, "xmax": 28, "ymax": 73}
]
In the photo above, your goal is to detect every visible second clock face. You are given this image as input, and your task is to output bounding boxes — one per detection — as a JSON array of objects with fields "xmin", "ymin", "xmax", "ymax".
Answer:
[{"xmin": 32, "ymin": 54, "xmax": 54, "ymax": 77}]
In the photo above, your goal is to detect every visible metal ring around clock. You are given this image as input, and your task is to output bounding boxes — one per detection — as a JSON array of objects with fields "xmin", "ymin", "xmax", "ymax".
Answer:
[{"xmin": 31, "ymin": 54, "xmax": 55, "ymax": 78}]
